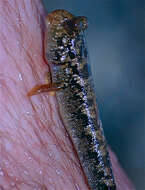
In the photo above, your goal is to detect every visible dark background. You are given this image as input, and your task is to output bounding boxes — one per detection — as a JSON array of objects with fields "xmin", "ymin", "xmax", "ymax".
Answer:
[{"xmin": 42, "ymin": 1, "xmax": 144, "ymax": 189}]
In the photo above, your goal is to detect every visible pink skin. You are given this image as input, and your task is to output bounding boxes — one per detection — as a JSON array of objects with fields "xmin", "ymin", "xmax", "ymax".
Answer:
[{"xmin": 0, "ymin": 0, "xmax": 135, "ymax": 189}]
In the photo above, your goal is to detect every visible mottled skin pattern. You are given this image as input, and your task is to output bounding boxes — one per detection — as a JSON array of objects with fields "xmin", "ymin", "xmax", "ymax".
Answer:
[{"xmin": 45, "ymin": 10, "xmax": 116, "ymax": 190}]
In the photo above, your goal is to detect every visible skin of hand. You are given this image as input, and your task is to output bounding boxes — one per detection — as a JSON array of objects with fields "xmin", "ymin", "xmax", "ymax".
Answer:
[{"xmin": 0, "ymin": 0, "xmax": 135, "ymax": 189}]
